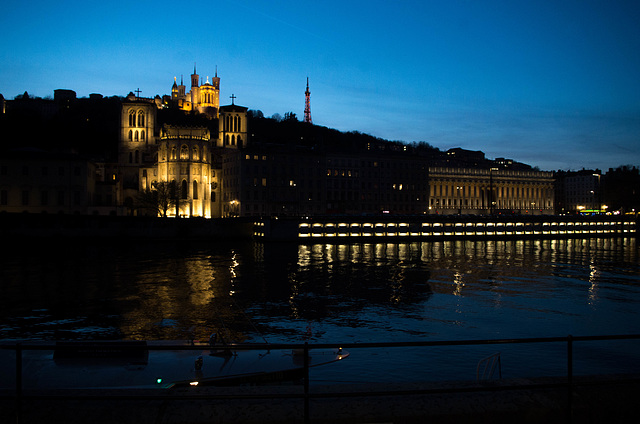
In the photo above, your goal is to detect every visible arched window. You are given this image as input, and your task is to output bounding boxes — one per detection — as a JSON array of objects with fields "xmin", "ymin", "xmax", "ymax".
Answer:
[
  {"xmin": 231, "ymin": 135, "xmax": 235, "ymax": 146},
  {"xmin": 180, "ymin": 145, "xmax": 189, "ymax": 160},
  {"xmin": 171, "ymin": 147, "xmax": 177, "ymax": 160},
  {"xmin": 193, "ymin": 180, "xmax": 198, "ymax": 200},
  {"xmin": 134, "ymin": 130, "xmax": 139, "ymax": 141},
  {"xmin": 225, "ymin": 135, "xmax": 230, "ymax": 146},
  {"xmin": 129, "ymin": 110, "xmax": 135, "ymax": 127},
  {"xmin": 141, "ymin": 130, "xmax": 145, "ymax": 141},
  {"xmin": 193, "ymin": 146, "xmax": 199, "ymax": 160},
  {"xmin": 233, "ymin": 116, "xmax": 238, "ymax": 132},
  {"xmin": 128, "ymin": 130, "xmax": 133, "ymax": 141},
  {"xmin": 138, "ymin": 111, "xmax": 145, "ymax": 127},
  {"xmin": 238, "ymin": 116, "xmax": 241, "ymax": 131},
  {"xmin": 181, "ymin": 180, "xmax": 188, "ymax": 199}
]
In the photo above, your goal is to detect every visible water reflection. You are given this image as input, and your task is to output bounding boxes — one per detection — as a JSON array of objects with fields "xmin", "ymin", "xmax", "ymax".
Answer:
[{"xmin": 0, "ymin": 237, "xmax": 637, "ymax": 345}]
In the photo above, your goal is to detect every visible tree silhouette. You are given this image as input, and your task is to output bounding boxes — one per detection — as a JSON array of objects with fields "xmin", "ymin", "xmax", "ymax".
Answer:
[{"xmin": 136, "ymin": 180, "xmax": 187, "ymax": 217}]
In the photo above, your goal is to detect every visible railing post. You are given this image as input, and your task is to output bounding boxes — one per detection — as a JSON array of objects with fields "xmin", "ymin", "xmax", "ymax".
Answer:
[
  {"xmin": 303, "ymin": 342, "xmax": 310, "ymax": 424},
  {"xmin": 15, "ymin": 343, "xmax": 22, "ymax": 424},
  {"xmin": 567, "ymin": 335, "xmax": 573, "ymax": 424}
]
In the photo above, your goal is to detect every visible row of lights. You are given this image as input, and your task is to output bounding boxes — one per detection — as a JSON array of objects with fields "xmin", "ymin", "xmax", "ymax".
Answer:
[{"xmin": 294, "ymin": 220, "xmax": 635, "ymax": 238}]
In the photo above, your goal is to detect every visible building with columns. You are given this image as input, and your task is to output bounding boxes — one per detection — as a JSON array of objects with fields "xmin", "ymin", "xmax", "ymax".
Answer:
[{"xmin": 428, "ymin": 167, "xmax": 555, "ymax": 215}]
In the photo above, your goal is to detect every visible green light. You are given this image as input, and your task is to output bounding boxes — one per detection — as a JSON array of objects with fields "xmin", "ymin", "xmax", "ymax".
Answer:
[{"xmin": 156, "ymin": 378, "xmax": 163, "ymax": 384}]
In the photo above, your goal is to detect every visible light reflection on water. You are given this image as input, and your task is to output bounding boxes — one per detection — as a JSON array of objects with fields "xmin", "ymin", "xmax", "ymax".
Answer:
[{"xmin": 0, "ymin": 237, "xmax": 638, "ymax": 382}]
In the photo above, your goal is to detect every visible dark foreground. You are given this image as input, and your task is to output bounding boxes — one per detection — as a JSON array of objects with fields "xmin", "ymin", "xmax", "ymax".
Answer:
[{"xmin": 2, "ymin": 374, "xmax": 639, "ymax": 424}]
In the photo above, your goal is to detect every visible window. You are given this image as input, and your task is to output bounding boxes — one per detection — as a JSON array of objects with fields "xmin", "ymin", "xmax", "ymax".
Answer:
[
  {"xmin": 128, "ymin": 130, "xmax": 133, "ymax": 141},
  {"xmin": 138, "ymin": 111, "xmax": 145, "ymax": 126},
  {"xmin": 181, "ymin": 180, "xmax": 188, "ymax": 199},
  {"xmin": 193, "ymin": 181, "xmax": 198, "ymax": 199},
  {"xmin": 141, "ymin": 130, "xmax": 145, "ymax": 141},
  {"xmin": 129, "ymin": 110, "xmax": 135, "ymax": 127},
  {"xmin": 180, "ymin": 145, "xmax": 189, "ymax": 160}
]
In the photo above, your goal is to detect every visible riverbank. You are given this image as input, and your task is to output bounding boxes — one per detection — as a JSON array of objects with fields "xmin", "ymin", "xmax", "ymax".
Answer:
[
  {"xmin": 1, "ymin": 212, "xmax": 636, "ymax": 242},
  {"xmin": 0, "ymin": 213, "xmax": 255, "ymax": 241},
  {"xmin": 3, "ymin": 374, "xmax": 639, "ymax": 423}
]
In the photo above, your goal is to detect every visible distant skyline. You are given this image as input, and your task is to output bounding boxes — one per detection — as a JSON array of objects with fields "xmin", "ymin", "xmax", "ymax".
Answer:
[{"xmin": 1, "ymin": 0, "xmax": 639, "ymax": 172}]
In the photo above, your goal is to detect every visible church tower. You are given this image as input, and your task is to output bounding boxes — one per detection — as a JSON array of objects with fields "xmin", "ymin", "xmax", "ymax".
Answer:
[
  {"xmin": 171, "ymin": 77, "xmax": 179, "ymax": 100},
  {"xmin": 178, "ymin": 75, "xmax": 186, "ymax": 99},
  {"xmin": 190, "ymin": 64, "xmax": 200, "ymax": 108},
  {"xmin": 218, "ymin": 95, "xmax": 248, "ymax": 149},
  {"xmin": 119, "ymin": 93, "xmax": 158, "ymax": 210}
]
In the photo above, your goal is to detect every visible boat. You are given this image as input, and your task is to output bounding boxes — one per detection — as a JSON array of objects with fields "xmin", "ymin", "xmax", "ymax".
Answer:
[{"xmin": 0, "ymin": 340, "xmax": 349, "ymax": 390}]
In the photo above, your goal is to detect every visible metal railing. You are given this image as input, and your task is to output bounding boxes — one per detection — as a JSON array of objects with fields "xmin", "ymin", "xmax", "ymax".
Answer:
[{"xmin": 2, "ymin": 334, "xmax": 640, "ymax": 424}]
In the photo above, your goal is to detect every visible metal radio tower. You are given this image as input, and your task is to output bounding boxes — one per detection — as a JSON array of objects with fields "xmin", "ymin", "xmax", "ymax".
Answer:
[{"xmin": 304, "ymin": 77, "xmax": 312, "ymax": 124}]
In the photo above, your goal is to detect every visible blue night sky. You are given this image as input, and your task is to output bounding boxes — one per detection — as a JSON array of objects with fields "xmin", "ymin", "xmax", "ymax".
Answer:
[{"xmin": 1, "ymin": 0, "xmax": 639, "ymax": 172}]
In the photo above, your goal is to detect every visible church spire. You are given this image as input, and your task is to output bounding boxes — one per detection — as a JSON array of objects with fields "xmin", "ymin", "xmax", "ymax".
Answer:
[{"xmin": 191, "ymin": 64, "xmax": 199, "ymax": 88}]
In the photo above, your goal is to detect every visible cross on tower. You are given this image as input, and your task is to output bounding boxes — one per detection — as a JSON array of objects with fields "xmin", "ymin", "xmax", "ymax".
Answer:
[
  {"xmin": 230, "ymin": 94, "xmax": 236, "ymax": 105},
  {"xmin": 134, "ymin": 88, "xmax": 142, "ymax": 98}
]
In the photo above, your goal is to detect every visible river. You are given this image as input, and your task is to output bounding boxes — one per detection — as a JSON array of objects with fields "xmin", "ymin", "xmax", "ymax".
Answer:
[{"xmin": 1, "ymin": 237, "xmax": 639, "ymax": 383}]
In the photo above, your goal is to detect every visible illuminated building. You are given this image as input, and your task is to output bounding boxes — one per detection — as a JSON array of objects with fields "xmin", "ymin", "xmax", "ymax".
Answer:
[
  {"xmin": 428, "ymin": 167, "xmax": 555, "ymax": 215},
  {"xmin": 170, "ymin": 65, "xmax": 220, "ymax": 118},
  {"xmin": 144, "ymin": 125, "xmax": 214, "ymax": 218},
  {"xmin": 118, "ymin": 93, "xmax": 160, "ymax": 211}
]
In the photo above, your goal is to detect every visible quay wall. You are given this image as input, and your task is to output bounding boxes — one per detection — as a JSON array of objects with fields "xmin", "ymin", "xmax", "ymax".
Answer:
[
  {"xmin": 0, "ymin": 213, "xmax": 254, "ymax": 241},
  {"xmin": 255, "ymin": 215, "xmax": 638, "ymax": 242},
  {"xmin": 1, "ymin": 212, "xmax": 637, "ymax": 242}
]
